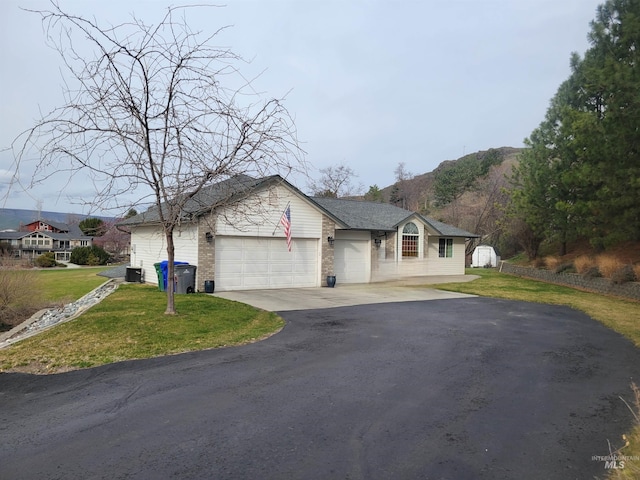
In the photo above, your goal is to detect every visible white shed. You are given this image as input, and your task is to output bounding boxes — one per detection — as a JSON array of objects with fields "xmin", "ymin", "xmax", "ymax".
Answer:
[{"xmin": 471, "ymin": 245, "xmax": 498, "ymax": 268}]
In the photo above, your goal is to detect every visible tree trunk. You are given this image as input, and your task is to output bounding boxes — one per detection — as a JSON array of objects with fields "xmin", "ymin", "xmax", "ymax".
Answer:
[
  {"xmin": 165, "ymin": 229, "xmax": 176, "ymax": 315},
  {"xmin": 559, "ymin": 241, "xmax": 567, "ymax": 257}
]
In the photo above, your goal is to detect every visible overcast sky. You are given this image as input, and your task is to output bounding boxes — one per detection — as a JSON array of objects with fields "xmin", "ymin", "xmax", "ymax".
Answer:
[{"xmin": 0, "ymin": 0, "xmax": 603, "ymax": 215}]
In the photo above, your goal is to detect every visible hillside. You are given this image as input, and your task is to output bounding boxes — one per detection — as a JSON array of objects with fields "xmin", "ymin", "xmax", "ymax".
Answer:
[
  {"xmin": 0, "ymin": 209, "xmax": 112, "ymax": 231},
  {"xmin": 379, "ymin": 146, "xmax": 522, "ymax": 214}
]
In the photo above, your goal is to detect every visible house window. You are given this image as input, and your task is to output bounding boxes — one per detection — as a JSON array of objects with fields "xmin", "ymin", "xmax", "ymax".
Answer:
[
  {"xmin": 439, "ymin": 238, "xmax": 453, "ymax": 258},
  {"xmin": 402, "ymin": 222, "xmax": 419, "ymax": 257}
]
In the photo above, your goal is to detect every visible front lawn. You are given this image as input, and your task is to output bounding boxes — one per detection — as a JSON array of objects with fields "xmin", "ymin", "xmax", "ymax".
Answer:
[
  {"xmin": 37, "ymin": 266, "xmax": 110, "ymax": 302},
  {"xmin": 0, "ymin": 283, "xmax": 283, "ymax": 374}
]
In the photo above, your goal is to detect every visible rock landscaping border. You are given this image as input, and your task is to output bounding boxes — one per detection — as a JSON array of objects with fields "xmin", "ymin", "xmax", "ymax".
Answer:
[
  {"xmin": 498, "ymin": 261, "xmax": 640, "ymax": 301},
  {"xmin": 0, "ymin": 279, "xmax": 121, "ymax": 349}
]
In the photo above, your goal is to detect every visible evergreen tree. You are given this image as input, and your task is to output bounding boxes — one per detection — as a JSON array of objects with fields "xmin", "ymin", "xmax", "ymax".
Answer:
[{"xmin": 512, "ymin": 0, "xmax": 640, "ymax": 252}]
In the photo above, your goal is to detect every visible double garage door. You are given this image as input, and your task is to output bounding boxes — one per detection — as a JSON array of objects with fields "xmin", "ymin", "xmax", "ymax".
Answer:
[{"xmin": 215, "ymin": 237, "xmax": 318, "ymax": 291}]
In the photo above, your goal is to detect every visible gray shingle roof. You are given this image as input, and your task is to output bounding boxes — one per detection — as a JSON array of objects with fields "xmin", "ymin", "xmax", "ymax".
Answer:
[
  {"xmin": 118, "ymin": 175, "xmax": 273, "ymax": 226},
  {"xmin": 311, "ymin": 197, "xmax": 414, "ymax": 231},
  {"xmin": 312, "ymin": 197, "xmax": 478, "ymax": 237},
  {"xmin": 424, "ymin": 218, "xmax": 479, "ymax": 238},
  {"xmin": 116, "ymin": 174, "xmax": 478, "ymax": 238}
]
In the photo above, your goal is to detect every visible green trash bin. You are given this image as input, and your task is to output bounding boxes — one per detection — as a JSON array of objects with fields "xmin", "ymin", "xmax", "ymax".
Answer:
[{"xmin": 154, "ymin": 263, "xmax": 165, "ymax": 291}]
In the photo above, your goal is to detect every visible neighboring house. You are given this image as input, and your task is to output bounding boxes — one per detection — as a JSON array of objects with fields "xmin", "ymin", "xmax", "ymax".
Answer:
[
  {"xmin": 118, "ymin": 175, "xmax": 478, "ymax": 292},
  {"xmin": 0, "ymin": 219, "xmax": 93, "ymax": 262}
]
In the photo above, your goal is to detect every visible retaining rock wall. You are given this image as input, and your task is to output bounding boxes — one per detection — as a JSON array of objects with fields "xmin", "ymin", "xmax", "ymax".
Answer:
[{"xmin": 498, "ymin": 261, "xmax": 640, "ymax": 301}]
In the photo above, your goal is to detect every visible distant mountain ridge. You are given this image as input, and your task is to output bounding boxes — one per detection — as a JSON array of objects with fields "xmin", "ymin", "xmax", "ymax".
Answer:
[{"xmin": 0, "ymin": 209, "xmax": 112, "ymax": 231}]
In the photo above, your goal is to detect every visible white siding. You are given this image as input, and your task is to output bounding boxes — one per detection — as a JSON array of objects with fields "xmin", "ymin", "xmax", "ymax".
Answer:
[
  {"xmin": 216, "ymin": 186, "xmax": 322, "ymax": 239},
  {"xmin": 130, "ymin": 224, "xmax": 199, "ymax": 285},
  {"xmin": 426, "ymin": 237, "xmax": 466, "ymax": 275}
]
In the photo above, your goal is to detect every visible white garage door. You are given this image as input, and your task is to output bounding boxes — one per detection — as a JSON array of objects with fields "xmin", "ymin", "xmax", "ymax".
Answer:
[
  {"xmin": 215, "ymin": 237, "xmax": 318, "ymax": 291},
  {"xmin": 334, "ymin": 239, "xmax": 370, "ymax": 284}
]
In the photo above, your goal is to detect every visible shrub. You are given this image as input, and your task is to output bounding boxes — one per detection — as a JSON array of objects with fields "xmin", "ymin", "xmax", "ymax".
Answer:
[
  {"xmin": 70, "ymin": 245, "xmax": 111, "ymax": 265},
  {"xmin": 611, "ymin": 264, "xmax": 637, "ymax": 285},
  {"xmin": 555, "ymin": 262, "xmax": 576, "ymax": 274},
  {"xmin": 596, "ymin": 254, "xmax": 625, "ymax": 279},
  {"xmin": 574, "ymin": 255, "xmax": 596, "ymax": 275},
  {"xmin": 635, "ymin": 264, "xmax": 640, "ymax": 281},
  {"xmin": 34, "ymin": 252, "xmax": 57, "ymax": 268},
  {"xmin": 582, "ymin": 266, "xmax": 602, "ymax": 279}
]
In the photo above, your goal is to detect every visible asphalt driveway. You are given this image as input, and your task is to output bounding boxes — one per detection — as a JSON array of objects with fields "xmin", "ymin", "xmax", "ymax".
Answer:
[{"xmin": 1, "ymin": 297, "xmax": 639, "ymax": 479}]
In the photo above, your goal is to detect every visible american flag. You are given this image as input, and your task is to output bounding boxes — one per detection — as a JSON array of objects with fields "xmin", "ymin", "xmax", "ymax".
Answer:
[{"xmin": 280, "ymin": 205, "xmax": 292, "ymax": 252}]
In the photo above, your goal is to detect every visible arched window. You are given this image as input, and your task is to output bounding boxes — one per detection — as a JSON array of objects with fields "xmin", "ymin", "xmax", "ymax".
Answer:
[{"xmin": 402, "ymin": 222, "xmax": 419, "ymax": 257}]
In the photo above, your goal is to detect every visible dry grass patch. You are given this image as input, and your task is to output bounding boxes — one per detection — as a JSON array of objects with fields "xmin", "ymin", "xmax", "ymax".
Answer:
[
  {"xmin": 609, "ymin": 383, "xmax": 640, "ymax": 479},
  {"xmin": 544, "ymin": 255, "xmax": 561, "ymax": 271},
  {"xmin": 597, "ymin": 254, "xmax": 626, "ymax": 279},
  {"xmin": 574, "ymin": 255, "xmax": 596, "ymax": 275},
  {"xmin": 0, "ymin": 268, "xmax": 48, "ymax": 330}
]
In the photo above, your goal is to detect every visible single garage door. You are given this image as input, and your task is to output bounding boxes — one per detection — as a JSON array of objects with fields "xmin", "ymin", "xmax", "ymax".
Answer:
[
  {"xmin": 215, "ymin": 237, "xmax": 318, "ymax": 291},
  {"xmin": 334, "ymin": 238, "xmax": 370, "ymax": 284}
]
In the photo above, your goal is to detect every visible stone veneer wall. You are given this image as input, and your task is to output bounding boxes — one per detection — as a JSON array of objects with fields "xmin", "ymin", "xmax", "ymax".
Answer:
[
  {"xmin": 321, "ymin": 216, "xmax": 336, "ymax": 286},
  {"xmin": 499, "ymin": 261, "xmax": 640, "ymax": 301},
  {"xmin": 197, "ymin": 214, "xmax": 216, "ymax": 292},
  {"xmin": 386, "ymin": 232, "xmax": 396, "ymax": 260}
]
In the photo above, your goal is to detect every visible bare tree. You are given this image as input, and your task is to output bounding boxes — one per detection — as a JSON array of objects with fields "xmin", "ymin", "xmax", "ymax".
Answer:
[
  {"xmin": 12, "ymin": 3, "xmax": 304, "ymax": 314},
  {"xmin": 391, "ymin": 162, "xmax": 417, "ymax": 209},
  {"xmin": 308, "ymin": 163, "xmax": 362, "ymax": 198},
  {"xmin": 93, "ymin": 219, "xmax": 131, "ymax": 261}
]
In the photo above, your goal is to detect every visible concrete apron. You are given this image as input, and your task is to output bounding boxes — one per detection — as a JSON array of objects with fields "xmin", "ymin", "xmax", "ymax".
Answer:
[{"xmin": 213, "ymin": 274, "xmax": 479, "ymax": 312}]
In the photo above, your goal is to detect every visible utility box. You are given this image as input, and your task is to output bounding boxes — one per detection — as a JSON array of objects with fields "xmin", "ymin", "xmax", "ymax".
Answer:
[
  {"xmin": 174, "ymin": 265, "xmax": 197, "ymax": 294},
  {"xmin": 125, "ymin": 266, "xmax": 143, "ymax": 283}
]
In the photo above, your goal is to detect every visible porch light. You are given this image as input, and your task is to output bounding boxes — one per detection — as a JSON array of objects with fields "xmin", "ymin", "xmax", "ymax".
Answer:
[
  {"xmin": 327, "ymin": 236, "xmax": 335, "ymax": 247},
  {"xmin": 374, "ymin": 238, "xmax": 382, "ymax": 248},
  {"xmin": 205, "ymin": 232, "xmax": 213, "ymax": 243}
]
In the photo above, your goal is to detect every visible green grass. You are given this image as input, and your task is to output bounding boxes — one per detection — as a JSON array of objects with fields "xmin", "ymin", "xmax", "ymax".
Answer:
[
  {"xmin": 0, "ymin": 283, "xmax": 283, "ymax": 373},
  {"xmin": 36, "ymin": 266, "xmax": 110, "ymax": 302}
]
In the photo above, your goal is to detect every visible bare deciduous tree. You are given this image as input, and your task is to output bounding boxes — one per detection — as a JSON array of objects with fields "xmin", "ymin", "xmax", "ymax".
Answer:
[
  {"xmin": 308, "ymin": 163, "xmax": 362, "ymax": 198},
  {"xmin": 391, "ymin": 162, "xmax": 418, "ymax": 210},
  {"xmin": 12, "ymin": 3, "xmax": 304, "ymax": 314}
]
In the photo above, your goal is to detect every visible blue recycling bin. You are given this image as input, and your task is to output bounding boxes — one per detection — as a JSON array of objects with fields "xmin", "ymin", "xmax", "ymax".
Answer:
[{"xmin": 159, "ymin": 260, "xmax": 189, "ymax": 291}]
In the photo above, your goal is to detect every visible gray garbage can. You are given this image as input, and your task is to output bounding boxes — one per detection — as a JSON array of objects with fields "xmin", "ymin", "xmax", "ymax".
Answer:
[{"xmin": 174, "ymin": 264, "xmax": 197, "ymax": 294}]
